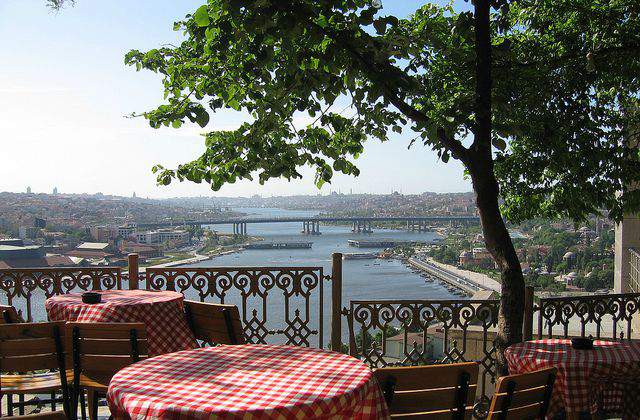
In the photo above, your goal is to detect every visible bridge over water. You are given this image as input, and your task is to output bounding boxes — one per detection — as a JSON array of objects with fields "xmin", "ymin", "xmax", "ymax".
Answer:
[{"xmin": 138, "ymin": 215, "xmax": 479, "ymax": 236}]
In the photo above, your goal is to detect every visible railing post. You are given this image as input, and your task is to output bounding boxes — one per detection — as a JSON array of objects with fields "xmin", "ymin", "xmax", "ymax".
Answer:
[
  {"xmin": 523, "ymin": 285, "xmax": 534, "ymax": 341},
  {"xmin": 128, "ymin": 253, "xmax": 139, "ymax": 290},
  {"xmin": 331, "ymin": 252, "xmax": 343, "ymax": 352}
]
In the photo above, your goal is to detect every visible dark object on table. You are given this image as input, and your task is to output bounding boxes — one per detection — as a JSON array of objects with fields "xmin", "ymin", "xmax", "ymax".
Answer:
[
  {"xmin": 571, "ymin": 337, "xmax": 594, "ymax": 350},
  {"xmin": 81, "ymin": 292, "xmax": 101, "ymax": 304}
]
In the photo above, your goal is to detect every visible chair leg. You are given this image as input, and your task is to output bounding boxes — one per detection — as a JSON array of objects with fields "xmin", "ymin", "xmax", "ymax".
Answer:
[
  {"xmin": 18, "ymin": 394, "xmax": 25, "ymax": 415},
  {"xmin": 87, "ymin": 391, "xmax": 99, "ymax": 420},
  {"xmin": 79, "ymin": 391, "xmax": 87, "ymax": 420},
  {"xmin": 7, "ymin": 394, "xmax": 13, "ymax": 416}
]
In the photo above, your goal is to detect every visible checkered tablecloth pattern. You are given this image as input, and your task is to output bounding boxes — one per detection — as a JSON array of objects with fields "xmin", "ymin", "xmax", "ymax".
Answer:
[
  {"xmin": 45, "ymin": 290, "xmax": 197, "ymax": 356},
  {"xmin": 107, "ymin": 344, "xmax": 390, "ymax": 420},
  {"xmin": 505, "ymin": 339, "xmax": 640, "ymax": 418}
]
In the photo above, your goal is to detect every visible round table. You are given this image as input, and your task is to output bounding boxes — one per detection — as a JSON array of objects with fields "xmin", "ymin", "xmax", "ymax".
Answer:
[
  {"xmin": 505, "ymin": 339, "xmax": 640, "ymax": 418},
  {"xmin": 45, "ymin": 290, "xmax": 197, "ymax": 356},
  {"xmin": 107, "ymin": 344, "xmax": 390, "ymax": 419}
]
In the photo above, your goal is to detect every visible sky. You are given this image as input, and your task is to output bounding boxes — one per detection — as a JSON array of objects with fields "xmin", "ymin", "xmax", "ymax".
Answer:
[{"xmin": 0, "ymin": 0, "xmax": 472, "ymax": 198}]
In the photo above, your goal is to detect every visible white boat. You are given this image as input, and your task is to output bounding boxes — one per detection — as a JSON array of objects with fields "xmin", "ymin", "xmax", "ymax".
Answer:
[{"xmin": 343, "ymin": 252, "xmax": 378, "ymax": 260}]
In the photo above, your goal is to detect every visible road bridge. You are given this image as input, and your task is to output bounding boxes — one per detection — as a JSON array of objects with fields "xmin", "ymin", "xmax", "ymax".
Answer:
[{"xmin": 138, "ymin": 215, "xmax": 479, "ymax": 236}]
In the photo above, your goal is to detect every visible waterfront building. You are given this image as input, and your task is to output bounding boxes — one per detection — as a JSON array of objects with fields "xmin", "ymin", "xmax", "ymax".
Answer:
[
  {"xmin": 135, "ymin": 229, "xmax": 190, "ymax": 245},
  {"xmin": 120, "ymin": 241, "xmax": 163, "ymax": 259},
  {"xmin": 67, "ymin": 242, "xmax": 115, "ymax": 259},
  {"xmin": 0, "ymin": 239, "xmax": 76, "ymax": 268}
]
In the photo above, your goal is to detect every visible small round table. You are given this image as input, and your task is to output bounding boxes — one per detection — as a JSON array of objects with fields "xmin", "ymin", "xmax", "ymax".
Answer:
[
  {"xmin": 505, "ymin": 339, "xmax": 640, "ymax": 419},
  {"xmin": 45, "ymin": 290, "xmax": 197, "ymax": 356},
  {"xmin": 107, "ymin": 345, "xmax": 390, "ymax": 419}
]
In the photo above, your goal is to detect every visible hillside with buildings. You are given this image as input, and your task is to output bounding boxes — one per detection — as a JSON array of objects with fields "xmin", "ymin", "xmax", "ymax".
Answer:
[
  {"xmin": 0, "ymin": 191, "xmax": 239, "ymax": 268},
  {"xmin": 426, "ymin": 217, "xmax": 616, "ymax": 295}
]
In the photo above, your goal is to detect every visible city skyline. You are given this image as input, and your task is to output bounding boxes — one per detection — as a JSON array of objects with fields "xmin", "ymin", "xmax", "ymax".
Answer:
[{"xmin": 0, "ymin": 0, "xmax": 471, "ymax": 199}]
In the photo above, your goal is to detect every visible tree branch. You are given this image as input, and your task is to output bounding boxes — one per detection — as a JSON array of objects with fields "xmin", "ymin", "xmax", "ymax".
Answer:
[{"xmin": 275, "ymin": 1, "xmax": 471, "ymax": 163}]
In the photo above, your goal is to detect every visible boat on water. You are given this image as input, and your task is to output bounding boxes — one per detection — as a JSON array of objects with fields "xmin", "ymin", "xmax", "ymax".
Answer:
[
  {"xmin": 244, "ymin": 242, "xmax": 313, "ymax": 250},
  {"xmin": 342, "ymin": 252, "xmax": 378, "ymax": 260}
]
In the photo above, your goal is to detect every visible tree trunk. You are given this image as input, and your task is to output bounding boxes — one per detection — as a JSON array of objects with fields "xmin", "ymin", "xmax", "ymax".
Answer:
[
  {"xmin": 471, "ymin": 0, "xmax": 525, "ymax": 374},
  {"xmin": 469, "ymin": 158, "xmax": 525, "ymax": 374}
]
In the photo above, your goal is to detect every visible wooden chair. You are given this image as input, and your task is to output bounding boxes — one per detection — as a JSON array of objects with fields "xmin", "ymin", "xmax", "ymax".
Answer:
[
  {"xmin": 487, "ymin": 367, "xmax": 557, "ymax": 420},
  {"xmin": 184, "ymin": 301, "xmax": 245, "ymax": 346},
  {"xmin": 0, "ymin": 304, "xmax": 24, "ymax": 324},
  {"xmin": 373, "ymin": 362, "xmax": 480, "ymax": 419},
  {"xmin": 66, "ymin": 322, "xmax": 148, "ymax": 420},
  {"xmin": 0, "ymin": 322, "xmax": 70, "ymax": 418}
]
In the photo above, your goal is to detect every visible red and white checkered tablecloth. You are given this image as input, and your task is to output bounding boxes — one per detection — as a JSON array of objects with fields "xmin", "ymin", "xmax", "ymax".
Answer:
[
  {"xmin": 505, "ymin": 339, "xmax": 640, "ymax": 418},
  {"xmin": 107, "ymin": 344, "xmax": 390, "ymax": 420},
  {"xmin": 45, "ymin": 290, "xmax": 197, "ymax": 356}
]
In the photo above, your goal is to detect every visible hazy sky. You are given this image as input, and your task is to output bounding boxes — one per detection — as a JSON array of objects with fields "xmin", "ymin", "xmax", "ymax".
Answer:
[{"xmin": 0, "ymin": 0, "xmax": 472, "ymax": 198}]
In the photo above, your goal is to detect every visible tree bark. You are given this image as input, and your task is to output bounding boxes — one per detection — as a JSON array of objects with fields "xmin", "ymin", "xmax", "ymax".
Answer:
[
  {"xmin": 468, "ymin": 157, "xmax": 525, "ymax": 373},
  {"xmin": 470, "ymin": 0, "xmax": 525, "ymax": 374}
]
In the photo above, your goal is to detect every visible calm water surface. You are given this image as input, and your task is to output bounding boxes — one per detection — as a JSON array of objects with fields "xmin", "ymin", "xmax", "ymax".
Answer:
[
  {"xmin": 184, "ymin": 208, "xmax": 456, "ymax": 344},
  {"xmin": 6, "ymin": 207, "xmax": 457, "ymax": 345}
]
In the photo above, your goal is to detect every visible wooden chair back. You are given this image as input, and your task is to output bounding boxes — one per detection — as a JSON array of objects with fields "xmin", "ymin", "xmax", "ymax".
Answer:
[
  {"xmin": 0, "ymin": 321, "xmax": 67, "ymax": 374},
  {"xmin": 373, "ymin": 362, "xmax": 479, "ymax": 419},
  {"xmin": 487, "ymin": 367, "xmax": 557, "ymax": 420},
  {"xmin": 0, "ymin": 305, "xmax": 24, "ymax": 324},
  {"xmin": 66, "ymin": 322, "xmax": 148, "ymax": 385},
  {"xmin": 184, "ymin": 300, "xmax": 245, "ymax": 345},
  {"xmin": 0, "ymin": 321, "xmax": 70, "ymax": 416}
]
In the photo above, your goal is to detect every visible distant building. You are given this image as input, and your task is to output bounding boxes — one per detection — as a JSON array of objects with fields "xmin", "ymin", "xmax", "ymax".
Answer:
[
  {"xmin": 0, "ymin": 243, "xmax": 42, "ymax": 260},
  {"xmin": 0, "ymin": 238, "xmax": 24, "ymax": 247},
  {"xmin": 26, "ymin": 186, "xmax": 31, "ymax": 194},
  {"xmin": 120, "ymin": 242, "xmax": 163, "ymax": 259},
  {"xmin": 385, "ymin": 331, "xmax": 431, "ymax": 363},
  {"xmin": 135, "ymin": 231, "xmax": 160, "ymax": 245},
  {"xmin": 67, "ymin": 242, "xmax": 115, "ymax": 259},
  {"xmin": 18, "ymin": 226, "xmax": 40, "ymax": 240},
  {"xmin": 52, "ymin": 187, "xmax": 58, "ymax": 195},
  {"xmin": 136, "ymin": 229, "xmax": 190, "ymax": 245},
  {"xmin": 117, "ymin": 223, "xmax": 137, "ymax": 239},
  {"xmin": 0, "ymin": 240, "xmax": 76, "ymax": 268},
  {"xmin": 459, "ymin": 247, "xmax": 494, "ymax": 269},
  {"xmin": 89, "ymin": 226, "xmax": 117, "ymax": 243}
]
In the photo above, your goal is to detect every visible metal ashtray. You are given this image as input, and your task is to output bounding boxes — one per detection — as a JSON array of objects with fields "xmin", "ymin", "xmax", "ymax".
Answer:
[
  {"xmin": 81, "ymin": 292, "xmax": 102, "ymax": 304},
  {"xmin": 571, "ymin": 337, "xmax": 594, "ymax": 350}
]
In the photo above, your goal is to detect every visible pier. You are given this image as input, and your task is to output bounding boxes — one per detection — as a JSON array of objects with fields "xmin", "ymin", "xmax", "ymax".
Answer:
[{"xmin": 407, "ymin": 258, "xmax": 491, "ymax": 295}]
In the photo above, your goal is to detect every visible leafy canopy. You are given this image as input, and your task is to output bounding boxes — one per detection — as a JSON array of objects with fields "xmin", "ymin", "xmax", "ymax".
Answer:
[{"xmin": 125, "ymin": 0, "xmax": 640, "ymax": 222}]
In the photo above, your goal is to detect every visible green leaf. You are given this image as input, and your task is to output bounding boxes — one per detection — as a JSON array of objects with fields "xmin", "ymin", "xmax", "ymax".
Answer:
[
  {"xmin": 193, "ymin": 5, "xmax": 210, "ymax": 27},
  {"xmin": 194, "ymin": 108, "xmax": 210, "ymax": 128},
  {"xmin": 492, "ymin": 137, "xmax": 507, "ymax": 151}
]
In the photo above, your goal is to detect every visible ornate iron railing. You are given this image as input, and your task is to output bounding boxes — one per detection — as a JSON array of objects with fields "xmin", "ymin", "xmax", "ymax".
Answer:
[
  {"xmin": 630, "ymin": 248, "xmax": 640, "ymax": 294},
  {"xmin": 0, "ymin": 268, "xmax": 122, "ymax": 322},
  {"xmin": 145, "ymin": 266, "xmax": 330, "ymax": 347},
  {"xmin": 344, "ymin": 299, "xmax": 499, "ymax": 417},
  {"xmin": 534, "ymin": 293, "xmax": 640, "ymax": 340}
]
